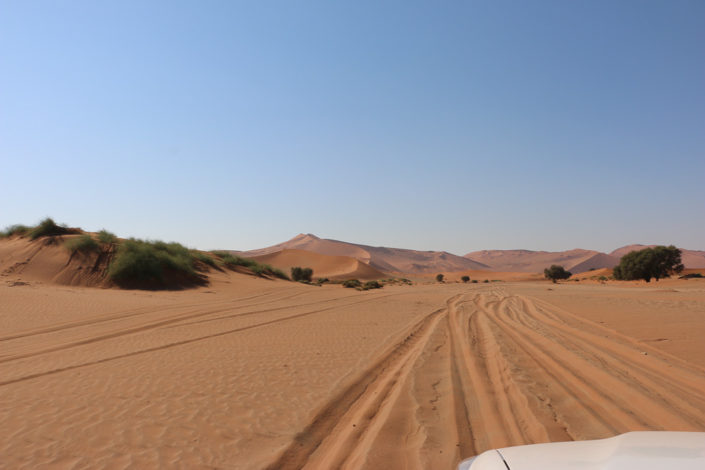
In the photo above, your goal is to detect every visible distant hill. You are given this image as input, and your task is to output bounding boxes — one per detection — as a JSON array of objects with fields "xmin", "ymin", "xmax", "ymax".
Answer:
[
  {"xmin": 610, "ymin": 245, "xmax": 705, "ymax": 269},
  {"xmin": 239, "ymin": 234, "xmax": 490, "ymax": 274},
  {"xmin": 463, "ymin": 249, "xmax": 619, "ymax": 274},
  {"xmin": 465, "ymin": 245, "xmax": 705, "ymax": 273}
]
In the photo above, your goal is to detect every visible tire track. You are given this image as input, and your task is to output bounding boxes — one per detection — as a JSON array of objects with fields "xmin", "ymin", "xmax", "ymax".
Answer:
[
  {"xmin": 479, "ymin": 291, "xmax": 705, "ymax": 433},
  {"xmin": 265, "ymin": 295, "xmax": 462, "ymax": 470},
  {"xmin": 0, "ymin": 291, "xmax": 398, "ymax": 365},
  {"xmin": 0, "ymin": 294, "xmax": 400, "ymax": 387}
]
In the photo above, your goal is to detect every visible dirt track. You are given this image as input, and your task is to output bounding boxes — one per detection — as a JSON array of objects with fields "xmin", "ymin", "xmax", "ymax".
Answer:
[
  {"xmin": 1, "ymin": 281, "xmax": 704, "ymax": 469},
  {"xmin": 269, "ymin": 287, "xmax": 705, "ymax": 469}
]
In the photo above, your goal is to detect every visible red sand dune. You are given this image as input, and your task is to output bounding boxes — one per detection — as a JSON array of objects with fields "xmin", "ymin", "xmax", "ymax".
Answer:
[
  {"xmin": 240, "ymin": 233, "xmax": 490, "ymax": 274},
  {"xmin": 464, "ymin": 249, "xmax": 619, "ymax": 274},
  {"xmin": 0, "ymin": 234, "xmax": 112, "ymax": 287},
  {"xmin": 251, "ymin": 249, "xmax": 386, "ymax": 280}
]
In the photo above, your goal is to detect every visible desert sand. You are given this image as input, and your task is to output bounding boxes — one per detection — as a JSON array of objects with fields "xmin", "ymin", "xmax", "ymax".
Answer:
[{"xmin": 2, "ymin": 252, "xmax": 705, "ymax": 469}]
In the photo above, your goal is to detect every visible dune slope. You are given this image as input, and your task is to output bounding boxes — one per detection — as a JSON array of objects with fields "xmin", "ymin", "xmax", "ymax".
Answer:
[
  {"xmin": 464, "ymin": 248, "xmax": 620, "ymax": 273},
  {"xmin": 251, "ymin": 249, "xmax": 386, "ymax": 280},
  {"xmin": 240, "ymin": 233, "xmax": 490, "ymax": 274}
]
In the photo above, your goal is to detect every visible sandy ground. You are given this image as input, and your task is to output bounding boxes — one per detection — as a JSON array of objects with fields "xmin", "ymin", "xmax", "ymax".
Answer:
[{"xmin": 1, "ymin": 277, "xmax": 704, "ymax": 469}]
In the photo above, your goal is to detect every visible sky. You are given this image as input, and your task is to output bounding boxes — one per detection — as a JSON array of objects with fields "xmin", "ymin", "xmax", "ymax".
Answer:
[{"xmin": 1, "ymin": 0, "xmax": 703, "ymax": 254}]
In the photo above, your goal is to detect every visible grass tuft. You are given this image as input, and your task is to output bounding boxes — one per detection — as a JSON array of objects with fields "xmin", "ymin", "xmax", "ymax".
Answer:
[
  {"xmin": 362, "ymin": 280, "xmax": 383, "ymax": 290},
  {"xmin": 0, "ymin": 224, "xmax": 31, "ymax": 238},
  {"xmin": 29, "ymin": 218, "xmax": 76, "ymax": 240},
  {"xmin": 97, "ymin": 230, "xmax": 118, "ymax": 244},
  {"xmin": 213, "ymin": 252, "xmax": 289, "ymax": 280},
  {"xmin": 65, "ymin": 234, "xmax": 99, "ymax": 254},
  {"xmin": 342, "ymin": 279, "xmax": 362, "ymax": 289},
  {"xmin": 192, "ymin": 251, "xmax": 217, "ymax": 267}
]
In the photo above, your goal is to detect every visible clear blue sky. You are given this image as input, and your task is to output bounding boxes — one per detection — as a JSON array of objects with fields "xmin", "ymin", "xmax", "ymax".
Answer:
[{"xmin": 2, "ymin": 1, "xmax": 703, "ymax": 254}]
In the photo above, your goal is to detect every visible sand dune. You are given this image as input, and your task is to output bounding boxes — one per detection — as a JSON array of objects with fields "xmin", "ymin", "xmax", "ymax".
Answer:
[
  {"xmin": 0, "ymin": 234, "xmax": 113, "ymax": 287},
  {"xmin": 464, "ymin": 248, "xmax": 619, "ymax": 273},
  {"xmin": 239, "ymin": 233, "xmax": 490, "ymax": 274},
  {"xmin": 1, "ymin": 275, "xmax": 704, "ymax": 469},
  {"xmin": 251, "ymin": 249, "xmax": 386, "ymax": 280}
]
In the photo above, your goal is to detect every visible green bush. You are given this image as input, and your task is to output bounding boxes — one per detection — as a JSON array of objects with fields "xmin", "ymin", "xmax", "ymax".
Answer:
[
  {"xmin": 461, "ymin": 275, "xmax": 470, "ymax": 283},
  {"xmin": 613, "ymin": 246, "xmax": 683, "ymax": 282},
  {"xmin": 215, "ymin": 252, "xmax": 258, "ymax": 269},
  {"xmin": 680, "ymin": 273, "xmax": 704, "ymax": 279},
  {"xmin": 108, "ymin": 239, "xmax": 197, "ymax": 286},
  {"xmin": 316, "ymin": 277, "xmax": 330, "ymax": 285},
  {"xmin": 435, "ymin": 273, "xmax": 444, "ymax": 282},
  {"xmin": 29, "ymin": 218, "xmax": 75, "ymax": 239},
  {"xmin": 483, "ymin": 279, "xmax": 489, "ymax": 283},
  {"xmin": 598, "ymin": 275, "xmax": 608, "ymax": 281},
  {"xmin": 291, "ymin": 266, "xmax": 313, "ymax": 282},
  {"xmin": 192, "ymin": 251, "xmax": 217, "ymax": 267},
  {"xmin": 362, "ymin": 280, "xmax": 383, "ymax": 290},
  {"xmin": 472, "ymin": 280, "xmax": 478, "ymax": 283},
  {"xmin": 98, "ymin": 230, "xmax": 118, "ymax": 244},
  {"xmin": 0, "ymin": 224, "xmax": 30, "ymax": 238},
  {"xmin": 342, "ymin": 279, "xmax": 362, "ymax": 289},
  {"xmin": 213, "ymin": 252, "xmax": 288, "ymax": 279},
  {"xmin": 544, "ymin": 265, "xmax": 571, "ymax": 283},
  {"xmin": 65, "ymin": 234, "xmax": 99, "ymax": 254}
]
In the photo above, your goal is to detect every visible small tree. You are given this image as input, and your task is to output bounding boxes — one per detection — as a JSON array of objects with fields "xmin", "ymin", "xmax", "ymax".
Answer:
[
  {"xmin": 613, "ymin": 246, "xmax": 683, "ymax": 282},
  {"xmin": 461, "ymin": 275, "xmax": 470, "ymax": 283},
  {"xmin": 544, "ymin": 265, "xmax": 571, "ymax": 283},
  {"xmin": 291, "ymin": 266, "xmax": 313, "ymax": 282},
  {"xmin": 436, "ymin": 273, "xmax": 444, "ymax": 282}
]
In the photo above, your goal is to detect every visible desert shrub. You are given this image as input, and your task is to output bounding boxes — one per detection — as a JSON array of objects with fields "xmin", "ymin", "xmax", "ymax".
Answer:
[
  {"xmin": 97, "ymin": 230, "xmax": 118, "ymax": 244},
  {"xmin": 269, "ymin": 267, "xmax": 289, "ymax": 280},
  {"xmin": 598, "ymin": 276, "xmax": 608, "ymax": 281},
  {"xmin": 316, "ymin": 277, "xmax": 330, "ymax": 285},
  {"xmin": 342, "ymin": 279, "xmax": 362, "ymax": 289},
  {"xmin": 291, "ymin": 266, "xmax": 313, "ymax": 282},
  {"xmin": 483, "ymin": 279, "xmax": 489, "ymax": 283},
  {"xmin": 680, "ymin": 273, "xmax": 704, "ymax": 279},
  {"xmin": 252, "ymin": 263, "xmax": 288, "ymax": 279},
  {"xmin": 544, "ymin": 265, "xmax": 571, "ymax": 283},
  {"xmin": 613, "ymin": 246, "xmax": 683, "ymax": 282},
  {"xmin": 29, "ymin": 218, "xmax": 76, "ymax": 239},
  {"xmin": 216, "ymin": 252, "xmax": 258, "ymax": 269},
  {"xmin": 212, "ymin": 252, "xmax": 287, "ymax": 279},
  {"xmin": 0, "ymin": 224, "xmax": 30, "ymax": 238},
  {"xmin": 65, "ymin": 234, "xmax": 99, "ymax": 254},
  {"xmin": 108, "ymin": 239, "xmax": 197, "ymax": 285},
  {"xmin": 193, "ymin": 251, "xmax": 217, "ymax": 267},
  {"xmin": 362, "ymin": 280, "xmax": 383, "ymax": 290},
  {"xmin": 472, "ymin": 280, "xmax": 478, "ymax": 283},
  {"xmin": 435, "ymin": 273, "xmax": 444, "ymax": 282},
  {"xmin": 461, "ymin": 275, "xmax": 470, "ymax": 283}
]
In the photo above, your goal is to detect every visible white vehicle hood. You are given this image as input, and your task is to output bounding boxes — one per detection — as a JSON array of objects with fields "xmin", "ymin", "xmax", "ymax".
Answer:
[{"xmin": 459, "ymin": 432, "xmax": 705, "ymax": 470}]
